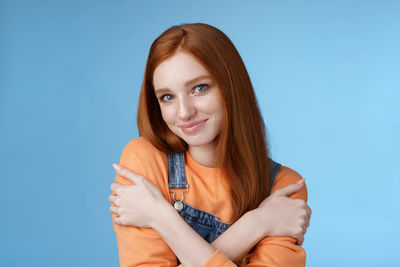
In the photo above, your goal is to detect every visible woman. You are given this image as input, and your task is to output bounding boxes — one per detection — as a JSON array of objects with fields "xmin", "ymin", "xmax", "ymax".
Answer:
[{"xmin": 108, "ymin": 23, "xmax": 311, "ymax": 267}]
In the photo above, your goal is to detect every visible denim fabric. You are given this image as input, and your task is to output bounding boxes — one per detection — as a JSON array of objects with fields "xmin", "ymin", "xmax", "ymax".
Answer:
[
  {"xmin": 167, "ymin": 153, "xmax": 188, "ymax": 189},
  {"xmin": 167, "ymin": 153, "xmax": 281, "ymax": 264}
]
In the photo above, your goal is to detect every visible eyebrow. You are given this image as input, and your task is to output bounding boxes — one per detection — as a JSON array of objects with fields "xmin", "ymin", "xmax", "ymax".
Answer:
[{"xmin": 154, "ymin": 74, "xmax": 212, "ymax": 95}]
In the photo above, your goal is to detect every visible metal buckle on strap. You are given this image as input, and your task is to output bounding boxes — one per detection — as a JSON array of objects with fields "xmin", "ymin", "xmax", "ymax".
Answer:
[{"xmin": 169, "ymin": 184, "xmax": 190, "ymax": 212}]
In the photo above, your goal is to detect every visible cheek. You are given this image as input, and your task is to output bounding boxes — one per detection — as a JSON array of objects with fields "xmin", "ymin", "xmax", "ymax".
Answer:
[
  {"xmin": 212, "ymin": 97, "xmax": 225, "ymax": 129},
  {"xmin": 159, "ymin": 106, "xmax": 175, "ymax": 125},
  {"xmin": 215, "ymin": 109, "xmax": 224, "ymax": 131},
  {"xmin": 207, "ymin": 95, "xmax": 224, "ymax": 118}
]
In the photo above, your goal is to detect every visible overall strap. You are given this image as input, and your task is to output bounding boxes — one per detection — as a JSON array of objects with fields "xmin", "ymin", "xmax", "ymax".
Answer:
[
  {"xmin": 268, "ymin": 158, "xmax": 282, "ymax": 195},
  {"xmin": 167, "ymin": 153, "xmax": 281, "ymax": 195},
  {"xmin": 167, "ymin": 152, "xmax": 188, "ymax": 189}
]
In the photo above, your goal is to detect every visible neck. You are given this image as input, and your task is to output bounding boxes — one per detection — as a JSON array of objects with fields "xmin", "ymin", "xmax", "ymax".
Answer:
[{"xmin": 188, "ymin": 142, "xmax": 217, "ymax": 167}]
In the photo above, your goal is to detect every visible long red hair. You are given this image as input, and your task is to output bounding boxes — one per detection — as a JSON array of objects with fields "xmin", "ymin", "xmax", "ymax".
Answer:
[{"xmin": 137, "ymin": 23, "xmax": 270, "ymax": 222}]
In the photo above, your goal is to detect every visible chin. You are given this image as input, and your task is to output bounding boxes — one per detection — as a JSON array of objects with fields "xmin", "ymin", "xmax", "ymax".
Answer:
[
  {"xmin": 180, "ymin": 133, "xmax": 218, "ymax": 148},
  {"xmin": 185, "ymin": 140, "xmax": 213, "ymax": 147}
]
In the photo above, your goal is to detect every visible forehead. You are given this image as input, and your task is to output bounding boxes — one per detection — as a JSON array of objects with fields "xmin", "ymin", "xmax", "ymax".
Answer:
[{"xmin": 153, "ymin": 51, "xmax": 211, "ymax": 90}]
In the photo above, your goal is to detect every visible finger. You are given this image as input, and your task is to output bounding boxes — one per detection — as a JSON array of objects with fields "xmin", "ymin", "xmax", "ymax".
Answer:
[
  {"xmin": 108, "ymin": 194, "xmax": 118, "ymax": 205},
  {"xmin": 305, "ymin": 206, "xmax": 312, "ymax": 227},
  {"xmin": 115, "ymin": 216, "xmax": 126, "ymax": 226},
  {"xmin": 273, "ymin": 179, "xmax": 305, "ymax": 197},
  {"xmin": 302, "ymin": 224, "xmax": 307, "ymax": 235},
  {"xmin": 113, "ymin": 163, "xmax": 144, "ymax": 185},
  {"xmin": 110, "ymin": 183, "xmax": 131, "ymax": 194},
  {"xmin": 306, "ymin": 206, "xmax": 312, "ymax": 217},
  {"xmin": 110, "ymin": 205, "xmax": 119, "ymax": 215},
  {"xmin": 305, "ymin": 214, "xmax": 310, "ymax": 228},
  {"xmin": 306, "ymin": 206, "xmax": 312, "ymax": 220}
]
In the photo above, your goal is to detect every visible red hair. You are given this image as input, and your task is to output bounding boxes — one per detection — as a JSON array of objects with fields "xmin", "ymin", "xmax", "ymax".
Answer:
[{"xmin": 137, "ymin": 23, "xmax": 270, "ymax": 222}]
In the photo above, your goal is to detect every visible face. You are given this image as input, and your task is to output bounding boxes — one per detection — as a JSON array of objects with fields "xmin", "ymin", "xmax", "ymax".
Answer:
[{"xmin": 153, "ymin": 50, "xmax": 224, "ymax": 149}]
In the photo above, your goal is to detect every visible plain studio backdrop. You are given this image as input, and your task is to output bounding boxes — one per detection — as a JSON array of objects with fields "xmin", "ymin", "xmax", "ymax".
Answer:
[{"xmin": 0, "ymin": 0, "xmax": 399, "ymax": 266}]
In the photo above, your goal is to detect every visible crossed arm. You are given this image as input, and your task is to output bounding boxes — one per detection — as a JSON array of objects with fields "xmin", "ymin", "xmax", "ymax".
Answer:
[
  {"xmin": 110, "ymin": 164, "xmax": 309, "ymax": 267},
  {"xmin": 150, "ymin": 202, "xmax": 272, "ymax": 266},
  {"xmin": 112, "ymin": 197, "xmax": 269, "ymax": 266},
  {"xmin": 112, "ymin": 184, "xmax": 266, "ymax": 266}
]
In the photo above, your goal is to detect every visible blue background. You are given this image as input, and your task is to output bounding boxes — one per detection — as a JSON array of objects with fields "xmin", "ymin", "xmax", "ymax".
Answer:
[{"xmin": 1, "ymin": 0, "xmax": 399, "ymax": 266}]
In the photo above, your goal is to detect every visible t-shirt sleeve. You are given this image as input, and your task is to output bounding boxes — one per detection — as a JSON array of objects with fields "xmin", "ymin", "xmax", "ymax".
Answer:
[
  {"xmin": 243, "ymin": 166, "xmax": 308, "ymax": 266},
  {"xmin": 200, "ymin": 166, "xmax": 308, "ymax": 267},
  {"xmin": 112, "ymin": 138, "xmax": 178, "ymax": 267}
]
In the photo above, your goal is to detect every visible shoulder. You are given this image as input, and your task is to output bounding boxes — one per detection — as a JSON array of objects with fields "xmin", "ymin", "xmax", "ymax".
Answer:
[
  {"xmin": 120, "ymin": 136, "xmax": 167, "ymax": 164},
  {"xmin": 271, "ymin": 165, "xmax": 308, "ymax": 202},
  {"xmin": 122, "ymin": 136, "xmax": 161, "ymax": 155},
  {"xmin": 117, "ymin": 137, "xmax": 168, "ymax": 185},
  {"xmin": 274, "ymin": 165, "xmax": 303, "ymax": 186}
]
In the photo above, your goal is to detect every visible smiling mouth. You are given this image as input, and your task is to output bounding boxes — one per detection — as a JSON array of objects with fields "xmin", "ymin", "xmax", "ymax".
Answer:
[{"xmin": 180, "ymin": 120, "xmax": 207, "ymax": 134}]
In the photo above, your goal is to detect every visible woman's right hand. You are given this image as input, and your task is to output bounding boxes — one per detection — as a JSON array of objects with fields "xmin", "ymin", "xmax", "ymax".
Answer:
[{"xmin": 252, "ymin": 179, "xmax": 311, "ymax": 246}]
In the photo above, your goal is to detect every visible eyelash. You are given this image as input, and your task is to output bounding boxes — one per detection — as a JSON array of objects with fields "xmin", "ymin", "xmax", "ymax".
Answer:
[{"xmin": 158, "ymin": 84, "xmax": 210, "ymax": 102}]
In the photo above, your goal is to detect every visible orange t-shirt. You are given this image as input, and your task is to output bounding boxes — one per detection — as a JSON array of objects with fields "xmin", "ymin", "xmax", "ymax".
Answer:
[{"xmin": 112, "ymin": 137, "xmax": 308, "ymax": 266}]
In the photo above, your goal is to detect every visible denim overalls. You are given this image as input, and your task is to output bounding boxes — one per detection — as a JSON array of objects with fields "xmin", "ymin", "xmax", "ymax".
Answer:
[{"xmin": 167, "ymin": 153, "xmax": 282, "ymax": 265}]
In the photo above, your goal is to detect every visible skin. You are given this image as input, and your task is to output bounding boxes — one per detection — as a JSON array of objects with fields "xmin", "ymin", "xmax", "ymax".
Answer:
[
  {"xmin": 153, "ymin": 49, "xmax": 224, "ymax": 167},
  {"xmin": 110, "ymin": 167, "xmax": 309, "ymax": 266},
  {"xmin": 109, "ymin": 50, "xmax": 312, "ymax": 266}
]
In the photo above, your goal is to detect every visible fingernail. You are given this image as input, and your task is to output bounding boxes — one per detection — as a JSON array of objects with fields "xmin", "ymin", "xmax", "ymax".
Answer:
[
  {"xmin": 113, "ymin": 163, "xmax": 122, "ymax": 171},
  {"xmin": 297, "ymin": 178, "xmax": 305, "ymax": 184}
]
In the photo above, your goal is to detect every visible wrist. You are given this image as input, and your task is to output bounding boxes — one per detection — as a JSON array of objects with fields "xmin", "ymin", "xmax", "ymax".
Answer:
[
  {"xmin": 150, "ymin": 201, "xmax": 177, "ymax": 231},
  {"xmin": 248, "ymin": 208, "xmax": 272, "ymax": 238}
]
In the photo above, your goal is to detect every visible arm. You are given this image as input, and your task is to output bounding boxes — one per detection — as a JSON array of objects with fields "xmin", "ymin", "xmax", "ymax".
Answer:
[
  {"xmin": 148, "ymin": 169, "xmax": 309, "ymax": 267},
  {"xmin": 113, "ymin": 182, "xmax": 265, "ymax": 266},
  {"xmin": 152, "ymin": 204, "xmax": 272, "ymax": 266},
  {"xmin": 243, "ymin": 166, "xmax": 309, "ymax": 267},
  {"xmin": 110, "ymin": 138, "xmax": 259, "ymax": 266},
  {"xmin": 151, "ymin": 201, "xmax": 229, "ymax": 267},
  {"xmin": 112, "ymin": 189, "xmax": 258, "ymax": 266},
  {"xmin": 199, "ymin": 167, "xmax": 310, "ymax": 267},
  {"xmin": 112, "ymin": 163, "xmax": 257, "ymax": 267},
  {"xmin": 112, "ymin": 164, "xmax": 309, "ymax": 267},
  {"xmin": 112, "ymin": 138, "xmax": 309, "ymax": 266},
  {"xmin": 111, "ymin": 141, "xmax": 178, "ymax": 266},
  {"xmin": 111, "ymin": 138, "xmax": 253, "ymax": 266},
  {"xmin": 210, "ymin": 209, "xmax": 267, "ymax": 263},
  {"xmin": 211, "ymin": 176, "xmax": 311, "ymax": 262}
]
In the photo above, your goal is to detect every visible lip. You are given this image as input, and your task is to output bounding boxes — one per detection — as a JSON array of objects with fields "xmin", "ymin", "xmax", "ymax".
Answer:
[{"xmin": 180, "ymin": 120, "xmax": 207, "ymax": 134}]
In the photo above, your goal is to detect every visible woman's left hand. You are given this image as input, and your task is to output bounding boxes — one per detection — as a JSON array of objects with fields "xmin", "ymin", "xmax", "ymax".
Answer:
[{"xmin": 109, "ymin": 163, "xmax": 169, "ymax": 228}]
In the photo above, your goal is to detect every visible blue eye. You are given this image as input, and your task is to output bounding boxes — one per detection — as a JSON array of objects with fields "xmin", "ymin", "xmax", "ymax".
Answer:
[
  {"xmin": 160, "ymin": 94, "xmax": 173, "ymax": 102},
  {"xmin": 194, "ymin": 84, "xmax": 208, "ymax": 93}
]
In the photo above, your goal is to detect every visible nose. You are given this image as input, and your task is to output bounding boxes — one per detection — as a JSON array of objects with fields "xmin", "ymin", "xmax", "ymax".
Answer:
[{"xmin": 177, "ymin": 96, "xmax": 196, "ymax": 121}]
